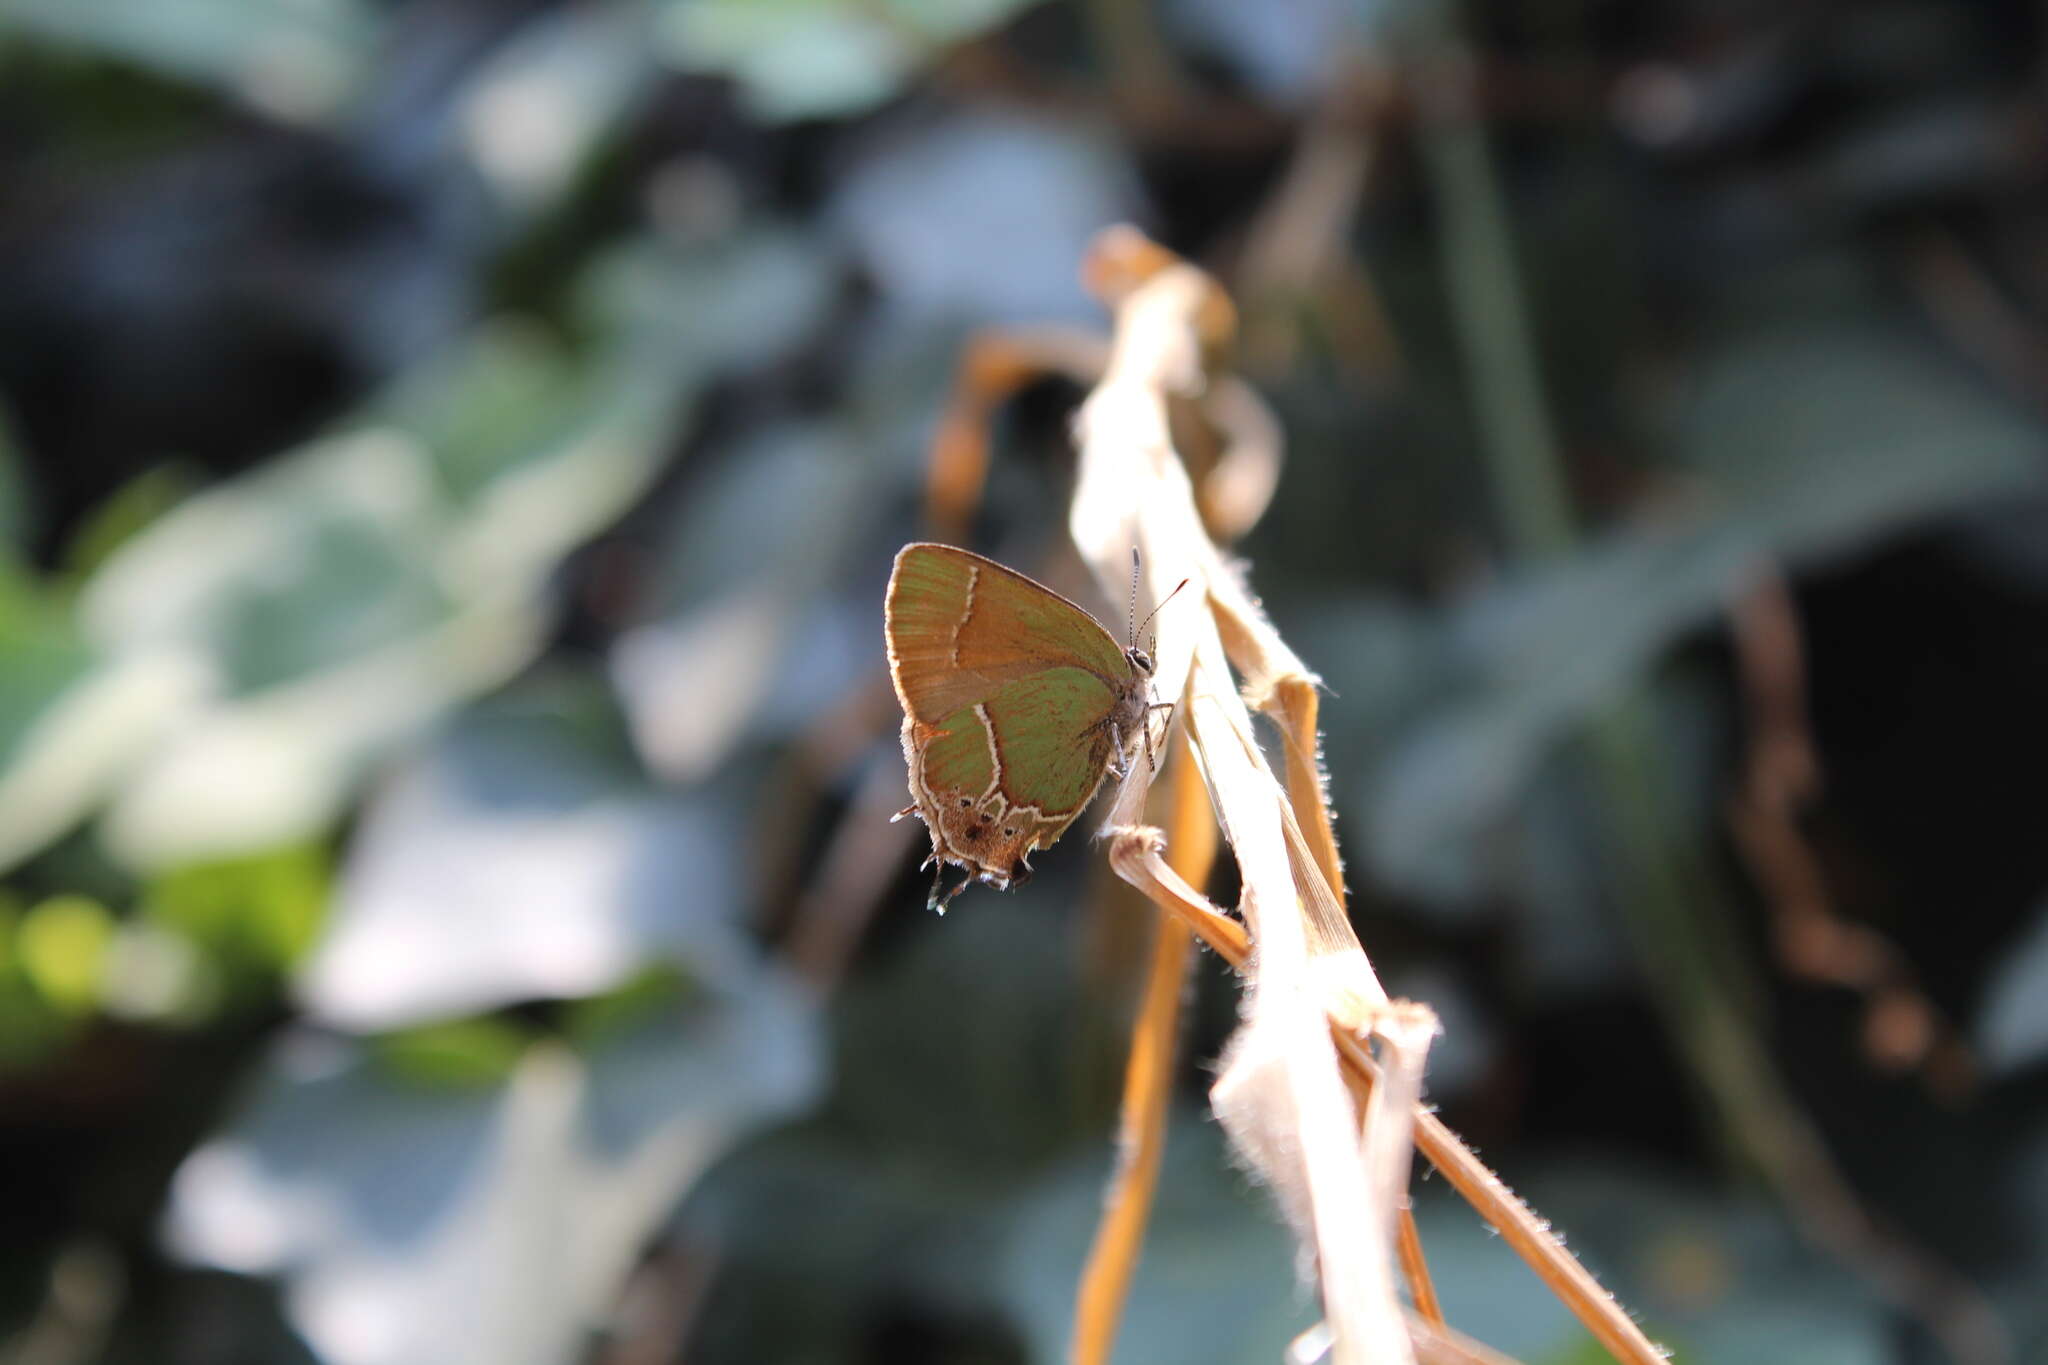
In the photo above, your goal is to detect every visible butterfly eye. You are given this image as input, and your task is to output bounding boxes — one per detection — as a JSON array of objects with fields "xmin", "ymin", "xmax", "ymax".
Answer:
[{"xmin": 1129, "ymin": 647, "xmax": 1154, "ymax": 674}]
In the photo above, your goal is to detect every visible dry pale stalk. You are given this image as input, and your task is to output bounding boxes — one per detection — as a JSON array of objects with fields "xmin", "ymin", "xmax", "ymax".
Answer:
[
  {"xmin": 1113, "ymin": 824, "xmax": 1659, "ymax": 1365},
  {"xmin": 1069, "ymin": 226, "xmax": 1665, "ymax": 1365},
  {"xmin": 1069, "ymin": 226, "xmax": 1414, "ymax": 1365}
]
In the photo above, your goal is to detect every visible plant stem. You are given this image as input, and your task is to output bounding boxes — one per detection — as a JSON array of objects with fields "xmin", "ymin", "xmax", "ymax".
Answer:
[{"xmin": 1414, "ymin": 56, "xmax": 1577, "ymax": 561}]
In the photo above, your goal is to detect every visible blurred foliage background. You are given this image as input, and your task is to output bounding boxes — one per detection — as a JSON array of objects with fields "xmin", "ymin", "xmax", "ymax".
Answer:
[{"xmin": 3, "ymin": 1, "xmax": 2048, "ymax": 1363}]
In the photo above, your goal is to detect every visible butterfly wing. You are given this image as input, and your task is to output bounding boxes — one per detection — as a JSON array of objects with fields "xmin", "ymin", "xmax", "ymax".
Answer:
[
  {"xmin": 885, "ymin": 543, "xmax": 1133, "ymax": 724},
  {"xmin": 885, "ymin": 543, "xmax": 1143, "ymax": 891}
]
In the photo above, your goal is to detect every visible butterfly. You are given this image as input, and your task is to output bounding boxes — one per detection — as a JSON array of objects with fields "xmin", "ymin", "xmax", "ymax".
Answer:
[{"xmin": 884, "ymin": 542, "xmax": 1171, "ymax": 912}]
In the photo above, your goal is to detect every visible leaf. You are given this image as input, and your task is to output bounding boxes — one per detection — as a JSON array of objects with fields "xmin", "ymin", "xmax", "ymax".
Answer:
[
  {"xmin": 997, "ymin": 1116, "xmax": 1314, "ymax": 1365},
  {"xmin": 14, "ymin": 893, "xmax": 116, "ymax": 1016},
  {"xmin": 1162, "ymin": 0, "xmax": 1355, "ymax": 102},
  {"xmin": 64, "ymin": 224, "xmax": 835, "ymax": 870},
  {"xmin": 0, "ymin": 404, "xmax": 27, "ymax": 554},
  {"xmin": 829, "ymin": 897, "xmax": 1122, "ymax": 1176},
  {"xmin": 1975, "ymin": 895, "xmax": 2048, "ymax": 1074},
  {"xmin": 165, "ymin": 970, "xmax": 820, "ymax": 1365},
  {"xmin": 653, "ymin": 0, "xmax": 1041, "ymax": 121},
  {"xmin": 610, "ymin": 423, "xmax": 868, "ymax": 780},
  {"xmin": 0, "ymin": 0, "xmax": 380, "ymax": 121},
  {"xmin": 144, "ymin": 843, "xmax": 332, "ymax": 986},
  {"xmin": 0, "ymin": 586, "xmax": 209, "ymax": 876},
  {"xmin": 1495, "ymin": 1163, "xmax": 1889, "ymax": 1365},
  {"xmin": 830, "ymin": 110, "xmax": 1140, "ymax": 325},
  {"xmin": 0, "ymin": 894, "xmax": 78, "ymax": 1068},
  {"xmin": 373, "ymin": 1017, "xmax": 537, "ymax": 1090},
  {"xmin": 451, "ymin": 5, "xmax": 656, "ymax": 212},
  {"xmin": 575, "ymin": 225, "xmax": 838, "ymax": 377},
  {"xmin": 296, "ymin": 685, "xmax": 745, "ymax": 1031},
  {"xmin": 676, "ymin": 902, "xmax": 1132, "ymax": 1359},
  {"xmin": 1361, "ymin": 316, "xmax": 2044, "ymax": 906}
]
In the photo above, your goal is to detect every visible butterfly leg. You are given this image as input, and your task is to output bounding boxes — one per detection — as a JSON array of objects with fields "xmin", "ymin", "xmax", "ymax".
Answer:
[
  {"xmin": 934, "ymin": 866, "xmax": 976, "ymax": 916},
  {"xmin": 1107, "ymin": 722, "xmax": 1131, "ymax": 781},
  {"xmin": 1143, "ymin": 700, "xmax": 1177, "ymax": 772},
  {"xmin": 891, "ymin": 804, "xmax": 918, "ymax": 823},
  {"xmin": 924, "ymin": 859, "xmax": 946, "ymax": 912}
]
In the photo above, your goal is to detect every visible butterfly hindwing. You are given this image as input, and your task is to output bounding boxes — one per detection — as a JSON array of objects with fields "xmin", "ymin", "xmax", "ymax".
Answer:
[{"xmin": 980, "ymin": 667, "xmax": 1121, "ymax": 816}]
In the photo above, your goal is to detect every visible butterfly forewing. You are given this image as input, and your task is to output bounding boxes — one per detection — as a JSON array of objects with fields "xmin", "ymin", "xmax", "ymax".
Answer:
[{"xmin": 886, "ymin": 544, "xmax": 1133, "ymax": 722}]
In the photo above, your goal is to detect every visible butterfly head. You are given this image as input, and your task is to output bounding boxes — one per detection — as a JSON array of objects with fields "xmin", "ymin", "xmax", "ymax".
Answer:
[{"xmin": 1126, "ymin": 645, "xmax": 1154, "ymax": 675}]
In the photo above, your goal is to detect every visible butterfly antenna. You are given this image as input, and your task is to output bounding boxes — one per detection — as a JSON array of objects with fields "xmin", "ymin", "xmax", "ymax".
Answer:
[
  {"xmin": 1127, "ymin": 547, "xmax": 1141, "ymax": 649},
  {"xmin": 1134, "ymin": 576, "xmax": 1191, "ymax": 654}
]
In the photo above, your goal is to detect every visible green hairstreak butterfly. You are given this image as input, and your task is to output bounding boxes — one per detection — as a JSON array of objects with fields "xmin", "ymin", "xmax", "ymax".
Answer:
[{"xmin": 885, "ymin": 542, "xmax": 1162, "ymax": 913}]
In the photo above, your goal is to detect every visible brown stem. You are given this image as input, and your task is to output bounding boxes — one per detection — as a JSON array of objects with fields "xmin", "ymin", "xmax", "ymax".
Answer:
[
  {"xmin": 1069, "ymin": 730, "xmax": 1213, "ymax": 1364},
  {"xmin": 1725, "ymin": 567, "xmax": 1975, "ymax": 1097},
  {"xmin": 1397, "ymin": 1208, "xmax": 1445, "ymax": 1327}
]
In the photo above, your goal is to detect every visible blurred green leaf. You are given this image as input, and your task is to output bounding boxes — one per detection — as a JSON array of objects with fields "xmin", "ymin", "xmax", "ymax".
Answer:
[
  {"xmin": 653, "ymin": 0, "xmax": 1040, "ymax": 121},
  {"xmin": 0, "ymin": 450, "xmax": 208, "ymax": 881},
  {"xmin": 374, "ymin": 1016, "xmax": 536, "ymax": 1090},
  {"xmin": 377, "ymin": 322, "xmax": 582, "ymax": 509},
  {"xmin": 1499, "ymin": 1163, "xmax": 1887, "ymax": 1365},
  {"xmin": 1676, "ymin": 320, "xmax": 2043, "ymax": 549},
  {"xmin": 169, "ymin": 965, "xmax": 820, "ymax": 1365},
  {"xmin": 575, "ymin": 225, "xmax": 838, "ymax": 378},
  {"xmin": 0, "ymin": 901, "xmax": 74, "ymax": 1066},
  {"xmin": 0, "ymin": 892, "xmax": 75, "ymax": 1068},
  {"xmin": 0, "ymin": 650, "xmax": 208, "ymax": 877},
  {"xmin": 60, "ymin": 223, "xmax": 833, "ymax": 870},
  {"xmin": 679, "ymin": 902, "xmax": 1127, "ymax": 1361},
  {"xmin": 0, "ymin": 0, "xmax": 379, "ymax": 120},
  {"xmin": 15, "ymin": 892, "xmax": 115, "ymax": 1015},
  {"xmin": 449, "ymin": 5, "xmax": 657, "ymax": 214},
  {"xmin": 693, "ymin": 1104, "xmax": 1310, "ymax": 1365},
  {"xmin": 998, "ymin": 1117, "xmax": 1312, "ymax": 1365},
  {"xmin": 76, "ymin": 425, "xmax": 545, "ymax": 867},
  {"xmin": 561, "ymin": 964, "xmax": 697, "ymax": 1046},
  {"xmin": 0, "ymin": 587, "xmax": 96, "ymax": 768},
  {"xmin": 296, "ymin": 680, "xmax": 746, "ymax": 1031},
  {"xmin": 1363, "ymin": 313, "xmax": 2043, "ymax": 907},
  {"xmin": 0, "ymin": 405, "xmax": 26, "ymax": 555},
  {"xmin": 0, "ymin": 0, "xmax": 371, "ymax": 122},
  {"xmin": 611, "ymin": 421, "xmax": 870, "ymax": 780},
  {"xmin": 144, "ymin": 843, "xmax": 330, "ymax": 984},
  {"xmin": 62, "ymin": 463, "xmax": 205, "ymax": 581},
  {"xmin": 828, "ymin": 899, "xmax": 1120, "ymax": 1178},
  {"xmin": 80, "ymin": 430, "xmax": 449, "ymax": 693}
]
